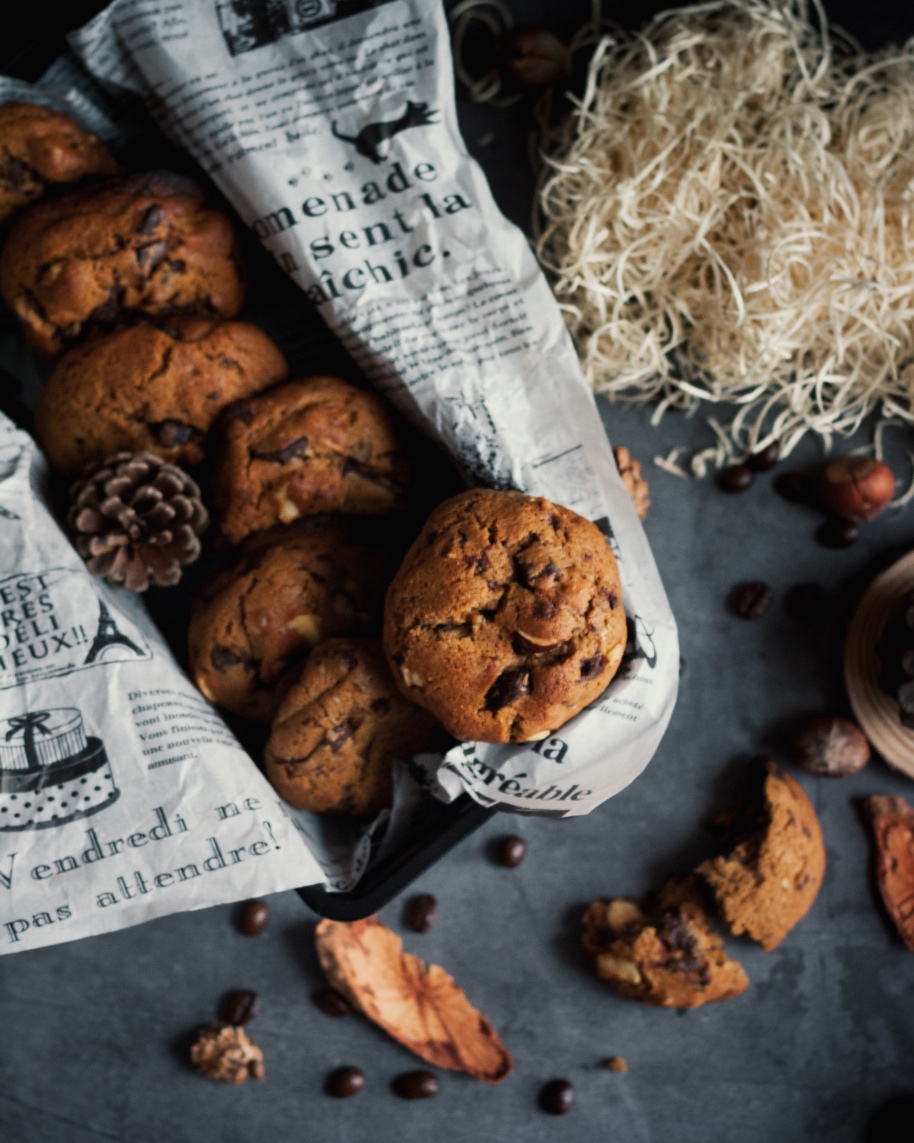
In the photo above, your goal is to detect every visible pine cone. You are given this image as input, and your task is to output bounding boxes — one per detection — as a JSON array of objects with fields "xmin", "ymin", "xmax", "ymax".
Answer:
[
  {"xmin": 68, "ymin": 451, "xmax": 208, "ymax": 591},
  {"xmin": 614, "ymin": 446, "xmax": 650, "ymax": 519}
]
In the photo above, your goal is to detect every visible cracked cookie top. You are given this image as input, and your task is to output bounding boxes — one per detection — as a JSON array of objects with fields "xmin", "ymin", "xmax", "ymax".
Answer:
[
  {"xmin": 0, "ymin": 102, "xmax": 120, "ymax": 226},
  {"xmin": 697, "ymin": 760, "xmax": 826, "ymax": 951},
  {"xmin": 265, "ymin": 637, "xmax": 447, "ymax": 816},
  {"xmin": 35, "ymin": 317, "xmax": 288, "ymax": 473},
  {"xmin": 383, "ymin": 489, "xmax": 627, "ymax": 743},
  {"xmin": 188, "ymin": 525, "xmax": 387, "ymax": 722},
  {"xmin": 211, "ymin": 375, "xmax": 412, "ymax": 544},
  {"xmin": 0, "ymin": 171, "xmax": 245, "ymax": 357}
]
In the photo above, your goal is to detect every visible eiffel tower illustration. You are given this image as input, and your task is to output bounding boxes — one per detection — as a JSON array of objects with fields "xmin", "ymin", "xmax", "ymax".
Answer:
[{"xmin": 84, "ymin": 600, "xmax": 143, "ymax": 664}]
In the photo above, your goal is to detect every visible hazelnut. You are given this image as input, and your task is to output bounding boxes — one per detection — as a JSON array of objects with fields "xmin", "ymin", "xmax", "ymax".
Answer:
[
  {"xmin": 501, "ymin": 27, "xmax": 571, "ymax": 90},
  {"xmin": 790, "ymin": 715, "xmax": 870, "ymax": 777},
  {"xmin": 818, "ymin": 457, "xmax": 895, "ymax": 520}
]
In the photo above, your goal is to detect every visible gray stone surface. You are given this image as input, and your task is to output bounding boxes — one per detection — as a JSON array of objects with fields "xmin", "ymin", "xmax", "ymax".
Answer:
[{"xmin": 3, "ymin": 2, "xmax": 914, "ymax": 1140}]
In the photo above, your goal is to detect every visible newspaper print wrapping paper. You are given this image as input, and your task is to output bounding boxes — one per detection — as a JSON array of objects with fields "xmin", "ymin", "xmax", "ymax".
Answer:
[
  {"xmin": 0, "ymin": 416, "xmax": 323, "ymax": 954},
  {"xmin": 67, "ymin": 0, "xmax": 679, "ymax": 817}
]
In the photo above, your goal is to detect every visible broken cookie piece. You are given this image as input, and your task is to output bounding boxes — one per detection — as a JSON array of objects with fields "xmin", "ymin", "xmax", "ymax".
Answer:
[
  {"xmin": 190, "ymin": 1023, "xmax": 264, "ymax": 1083},
  {"xmin": 582, "ymin": 878, "xmax": 749, "ymax": 1008},
  {"xmin": 865, "ymin": 795, "xmax": 914, "ymax": 951},
  {"xmin": 697, "ymin": 760, "xmax": 826, "ymax": 951},
  {"xmin": 315, "ymin": 915, "xmax": 512, "ymax": 1083}
]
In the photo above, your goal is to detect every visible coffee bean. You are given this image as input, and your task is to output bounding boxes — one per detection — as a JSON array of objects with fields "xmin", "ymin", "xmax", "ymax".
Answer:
[
  {"xmin": 325, "ymin": 1066, "xmax": 365, "ymax": 1099},
  {"xmin": 391, "ymin": 1070, "xmax": 440, "ymax": 1100},
  {"xmin": 405, "ymin": 893, "xmax": 437, "ymax": 934},
  {"xmin": 816, "ymin": 517, "xmax": 859, "ymax": 548},
  {"xmin": 313, "ymin": 988, "xmax": 350, "ymax": 1017},
  {"xmin": 731, "ymin": 581, "xmax": 772, "ymax": 620},
  {"xmin": 774, "ymin": 471, "xmax": 812, "ymax": 503},
  {"xmin": 717, "ymin": 464, "xmax": 754, "ymax": 493},
  {"xmin": 237, "ymin": 899, "xmax": 269, "ymax": 936},
  {"xmin": 219, "ymin": 989, "xmax": 260, "ymax": 1025},
  {"xmin": 784, "ymin": 582, "xmax": 828, "ymax": 622},
  {"xmin": 496, "ymin": 835, "xmax": 527, "ymax": 868},
  {"xmin": 747, "ymin": 441, "xmax": 781, "ymax": 472},
  {"xmin": 539, "ymin": 1078, "xmax": 575, "ymax": 1115}
]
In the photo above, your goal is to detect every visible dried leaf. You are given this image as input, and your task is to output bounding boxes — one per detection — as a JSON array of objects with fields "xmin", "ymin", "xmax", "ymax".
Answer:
[
  {"xmin": 315, "ymin": 915, "xmax": 512, "ymax": 1084},
  {"xmin": 866, "ymin": 795, "xmax": 914, "ymax": 951}
]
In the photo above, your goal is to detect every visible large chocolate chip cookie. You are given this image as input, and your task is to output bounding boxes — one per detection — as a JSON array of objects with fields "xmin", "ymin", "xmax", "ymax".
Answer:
[
  {"xmin": 35, "ymin": 317, "xmax": 287, "ymax": 473},
  {"xmin": 265, "ymin": 638, "xmax": 446, "ymax": 816},
  {"xmin": 188, "ymin": 525, "xmax": 386, "ymax": 722},
  {"xmin": 0, "ymin": 171, "xmax": 244, "ymax": 357},
  {"xmin": 383, "ymin": 489, "xmax": 627, "ymax": 743},
  {"xmin": 211, "ymin": 375, "xmax": 412, "ymax": 544}
]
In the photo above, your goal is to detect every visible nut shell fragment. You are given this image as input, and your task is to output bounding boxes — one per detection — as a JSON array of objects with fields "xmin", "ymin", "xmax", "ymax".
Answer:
[
  {"xmin": 614, "ymin": 446, "xmax": 650, "ymax": 519},
  {"xmin": 315, "ymin": 915, "xmax": 512, "ymax": 1083},
  {"xmin": 865, "ymin": 794, "xmax": 914, "ymax": 951},
  {"xmin": 190, "ymin": 1023, "xmax": 264, "ymax": 1083}
]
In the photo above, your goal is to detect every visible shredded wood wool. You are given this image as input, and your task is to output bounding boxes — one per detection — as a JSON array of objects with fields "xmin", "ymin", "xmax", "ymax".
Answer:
[{"xmin": 537, "ymin": 0, "xmax": 914, "ymax": 462}]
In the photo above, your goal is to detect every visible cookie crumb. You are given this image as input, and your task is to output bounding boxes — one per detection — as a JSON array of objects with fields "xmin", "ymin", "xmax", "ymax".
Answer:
[
  {"xmin": 190, "ymin": 1022, "xmax": 264, "ymax": 1083},
  {"xmin": 603, "ymin": 1056, "xmax": 628, "ymax": 1072}
]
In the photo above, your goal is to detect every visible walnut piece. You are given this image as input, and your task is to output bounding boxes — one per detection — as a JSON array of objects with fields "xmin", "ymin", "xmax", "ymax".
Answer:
[
  {"xmin": 190, "ymin": 1022, "xmax": 264, "ymax": 1083},
  {"xmin": 614, "ymin": 446, "xmax": 650, "ymax": 519}
]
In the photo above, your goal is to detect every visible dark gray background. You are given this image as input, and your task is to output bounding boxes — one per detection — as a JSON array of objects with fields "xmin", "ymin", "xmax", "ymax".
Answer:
[{"xmin": 3, "ymin": 1, "xmax": 914, "ymax": 1140}]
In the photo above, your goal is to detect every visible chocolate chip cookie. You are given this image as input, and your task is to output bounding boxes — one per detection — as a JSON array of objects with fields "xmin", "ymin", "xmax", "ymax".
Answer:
[
  {"xmin": 265, "ymin": 638, "xmax": 446, "ymax": 816},
  {"xmin": 0, "ymin": 171, "xmax": 244, "ymax": 357},
  {"xmin": 383, "ymin": 489, "xmax": 626, "ymax": 743},
  {"xmin": 697, "ymin": 760, "xmax": 826, "ymax": 951},
  {"xmin": 188, "ymin": 525, "xmax": 386, "ymax": 722},
  {"xmin": 582, "ymin": 877, "xmax": 749, "ymax": 1008},
  {"xmin": 211, "ymin": 375, "xmax": 412, "ymax": 544},
  {"xmin": 0, "ymin": 102, "xmax": 120, "ymax": 226},
  {"xmin": 35, "ymin": 317, "xmax": 287, "ymax": 473}
]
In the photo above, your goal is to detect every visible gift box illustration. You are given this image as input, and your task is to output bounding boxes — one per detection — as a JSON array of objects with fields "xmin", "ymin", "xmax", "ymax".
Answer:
[{"xmin": 0, "ymin": 708, "xmax": 119, "ymax": 831}]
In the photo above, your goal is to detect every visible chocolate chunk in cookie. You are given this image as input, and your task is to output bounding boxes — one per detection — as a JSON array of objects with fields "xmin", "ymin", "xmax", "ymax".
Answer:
[
  {"xmin": 0, "ymin": 171, "xmax": 244, "ymax": 357},
  {"xmin": 35, "ymin": 317, "xmax": 287, "ymax": 473},
  {"xmin": 697, "ymin": 760, "xmax": 826, "ymax": 950},
  {"xmin": 188, "ymin": 525, "xmax": 387, "ymax": 722},
  {"xmin": 383, "ymin": 489, "xmax": 627, "ymax": 743},
  {"xmin": 0, "ymin": 102, "xmax": 120, "ymax": 226},
  {"xmin": 582, "ymin": 877, "xmax": 749, "ymax": 1008},
  {"xmin": 211, "ymin": 376, "xmax": 412, "ymax": 544},
  {"xmin": 265, "ymin": 638, "xmax": 447, "ymax": 816}
]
